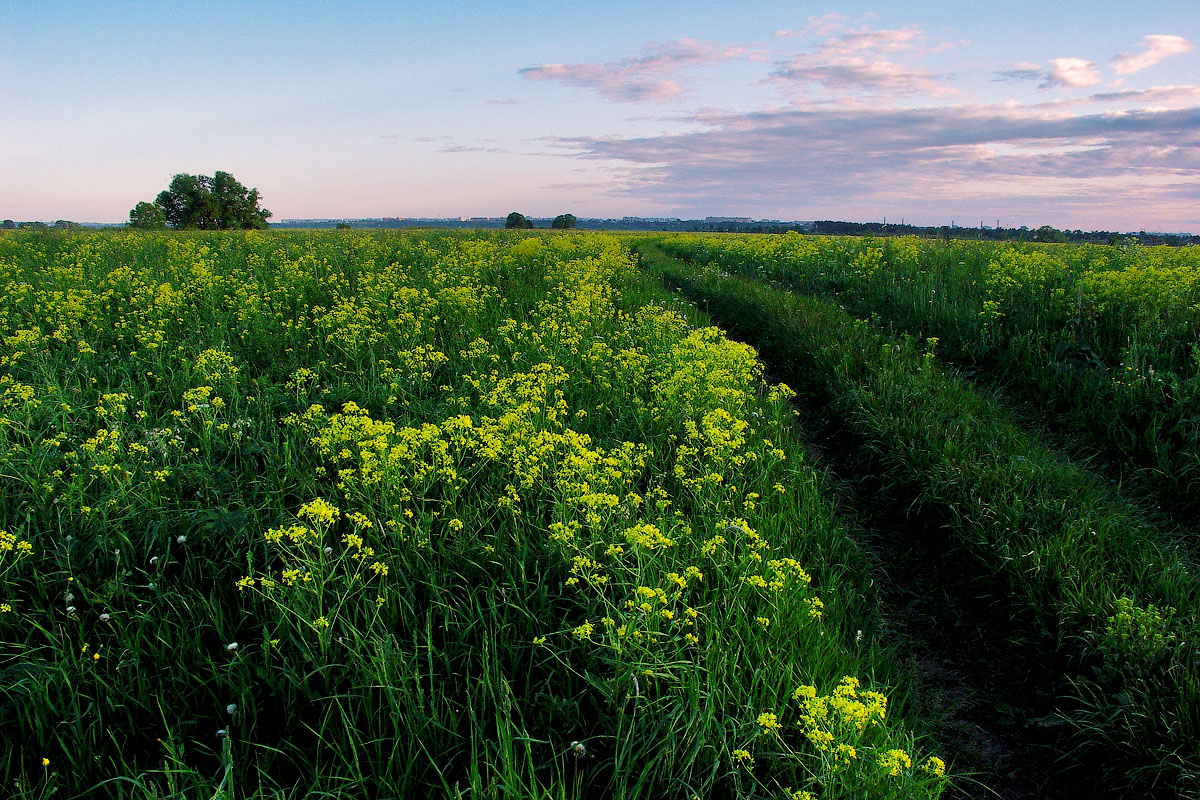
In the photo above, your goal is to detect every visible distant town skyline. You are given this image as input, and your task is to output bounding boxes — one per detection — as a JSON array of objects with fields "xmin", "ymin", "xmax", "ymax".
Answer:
[{"xmin": 3, "ymin": 1, "xmax": 1198, "ymax": 231}]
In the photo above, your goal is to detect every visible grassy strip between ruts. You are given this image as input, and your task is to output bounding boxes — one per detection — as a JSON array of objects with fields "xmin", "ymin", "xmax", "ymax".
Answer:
[{"xmin": 635, "ymin": 241, "xmax": 1200, "ymax": 798}]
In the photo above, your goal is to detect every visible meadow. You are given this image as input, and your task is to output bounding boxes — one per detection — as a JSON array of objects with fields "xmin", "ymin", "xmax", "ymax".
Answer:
[
  {"xmin": 653, "ymin": 233, "xmax": 1200, "ymax": 519},
  {"xmin": 637, "ymin": 235, "xmax": 1200, "ymax": 797},
  {"xmin": 1, "ymin": 227, "xmax": 1196, "ymax": 798},
  {"xmin": 0, "ymin": 230, "xmax": 946, "ymax": 799}
]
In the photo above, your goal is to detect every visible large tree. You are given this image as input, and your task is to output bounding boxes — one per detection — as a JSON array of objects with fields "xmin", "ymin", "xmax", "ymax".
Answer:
[
  {"xmin": 551, "ymin": 213, "xmax": 576, "ymax": 229},
  {"xmin": 132, "ymin": 171, "xmax": 271, "ymax": 230}
]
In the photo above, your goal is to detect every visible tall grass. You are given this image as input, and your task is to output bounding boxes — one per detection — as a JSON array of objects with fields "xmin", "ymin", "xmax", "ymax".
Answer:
[
  {"xmin": 654, "ymin": 233, "xmax": 1200, "ymax": 516},
  {"xmin": 0, "ymin": 230, "xmax": 945, "ymax": 799},
  {"xmin": 638, "ymin": 241, "xmax": 1200, "ymax": 797}
]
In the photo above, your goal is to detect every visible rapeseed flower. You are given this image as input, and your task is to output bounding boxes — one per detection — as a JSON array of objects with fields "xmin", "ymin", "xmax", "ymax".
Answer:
[{"xmin": 878, "ymin": 748, "xmax": 911, "ymax": 777}]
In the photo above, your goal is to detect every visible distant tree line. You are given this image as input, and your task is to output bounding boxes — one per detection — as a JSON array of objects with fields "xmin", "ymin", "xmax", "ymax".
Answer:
[
  {"xmin": 798, "ymin": 220, "xmax": 1197, "ymax": 247},
  {"xmin": 5, "ymin": 208, "xmax": 1193, "ymax": 247},
  {"xmin": 685, "ymin": 219, "xmax": 1198, "ymax": 246},
  {"xmin": 2, "ymin": 220, "xmax": 86, "ymax": 230}
]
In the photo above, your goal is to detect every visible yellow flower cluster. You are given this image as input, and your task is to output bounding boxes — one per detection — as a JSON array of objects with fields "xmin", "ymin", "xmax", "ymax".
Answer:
[
  {"xmin": 794, "ymin": 676, "xmax": 888, "ymax": 751},
  {"xmin": 0, "ymin": 229, "xmax": 949, "ymax": 796}
]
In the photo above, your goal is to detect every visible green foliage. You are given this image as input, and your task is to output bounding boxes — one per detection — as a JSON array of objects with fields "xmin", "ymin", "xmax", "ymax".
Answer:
[
  {"xmin": 127, "ymin": 201, "xmax": 167, "ymax": 230},
  {"xmin": 134, "ymin": 171, "xmax": 271, "ymax": 230},
  {"xmin": 1099, "ymin": 597, "xmax": 1176, "ymax": 669},
  {"xmin": 654, "ymin": 233, "xmax": 1200, "ymax": 516},
  {"xmin": 0, "ymin": 230, "xmax": 945, "ymax": 799},
  {"xmin": 1034, "ymin": 225, "xmax": 1070, "ymax": 243},
  {"xmin": 505, "ymin": 211, "xmax": 534, "ymax": 229},
  {"xmin": 552, "ymin": 214, "xmax": 577, "ymax": 230},
  {"xmin": 638, "ymin": 240, "xmax": 1200, "ymax": 796}
]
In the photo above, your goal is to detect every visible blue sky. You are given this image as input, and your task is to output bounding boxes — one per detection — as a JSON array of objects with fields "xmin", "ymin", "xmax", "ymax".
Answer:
[{"xmin": 3, "ymin": 1, "xmax": 1198, "ymax": 230}]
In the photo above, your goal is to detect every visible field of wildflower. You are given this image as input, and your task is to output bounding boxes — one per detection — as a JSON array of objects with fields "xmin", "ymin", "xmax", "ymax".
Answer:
[
  {"xmin": 654, "ymin": 233, "xmax": 1200, "ymax": 517},
  {"xmin": 637, "ymin": 238, "xmax": 1200, "ymax": 797},
  {"xmin": 0, "ymin": 230, "xmax": 948, "ymax": 799}
]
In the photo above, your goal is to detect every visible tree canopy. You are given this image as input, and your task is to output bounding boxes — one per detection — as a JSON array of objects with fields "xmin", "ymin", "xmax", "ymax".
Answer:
[
  {"xmin": 505, "ymin": 211, "xmax": 534, "ymax": 229},
  {"xmin": 551, "ymin": 213, "xmax": 577, "ymax": 229},
  {"xmin": 1033, "ymin": 224, "xmax": 1070, "ymax": 243},
  {"xmin": 130, "ymin": 171, "xmax": 271, "ymax": 230},
  {"xmin": 128, "ymin": 202, "xmax": 167, "ymax": 230}
]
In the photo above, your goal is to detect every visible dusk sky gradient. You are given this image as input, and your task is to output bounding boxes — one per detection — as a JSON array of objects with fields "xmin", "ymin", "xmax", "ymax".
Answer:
[{"xmin": 3, "ymin": 1, "xmax": 1198, "ymax": 230}]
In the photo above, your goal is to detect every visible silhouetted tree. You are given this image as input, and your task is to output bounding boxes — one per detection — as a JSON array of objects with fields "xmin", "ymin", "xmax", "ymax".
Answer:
[{"xmin": 1034, "ymin": 225, "xmax": 1069, "ymax": 243}]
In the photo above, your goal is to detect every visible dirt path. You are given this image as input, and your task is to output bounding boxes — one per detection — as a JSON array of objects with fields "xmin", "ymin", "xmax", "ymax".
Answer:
[{"xmin": 783, "ymin": 390, "xmax": 1070, "ymax": 800}]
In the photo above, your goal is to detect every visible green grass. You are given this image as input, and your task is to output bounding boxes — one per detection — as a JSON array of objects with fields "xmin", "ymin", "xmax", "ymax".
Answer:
[
  {"xmin": 653, "ymin": 233, "xmax": 1200, "ymax": 518},
  {"xmin": 636, "ymin": 240, "xmax": 1200, "ymax": 797},
  {"xmin": 0, "ymin": 230, "xmax": 946, "ymax": 799}
]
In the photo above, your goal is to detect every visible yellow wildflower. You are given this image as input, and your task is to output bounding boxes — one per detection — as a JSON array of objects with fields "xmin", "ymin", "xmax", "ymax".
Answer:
[
  {"xmin": 878, "ymin": 748, "xmax": 912, "ymax": 777},
  {"xmin": 756, "ymin": 712, "xmax": 781, "ymax": 733}
]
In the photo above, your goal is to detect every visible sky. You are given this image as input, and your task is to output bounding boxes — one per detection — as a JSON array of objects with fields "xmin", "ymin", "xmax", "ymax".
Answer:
[{"xmin": 3, "ymin": 1, "xmax": 1199, "ymax": 231}]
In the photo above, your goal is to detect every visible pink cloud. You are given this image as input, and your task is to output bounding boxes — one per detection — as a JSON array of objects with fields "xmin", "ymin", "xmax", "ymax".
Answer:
[
  {"xmin": 775, "ymin": 14, "xmax": 847, "ymax": 39},
  {"xmin": 829, "ymin": 27, "xmax": 924, "ymax": 55},
  {"xmin": 768, "ymin": 25, "xmax": 954, "ymax": 98},
  {"xmin": 1043, "ymin": 58, "xmax": 1101, "ymax": 88},
  {"xmin": 1111, "ymin": 35, "xmax": 1193, "ymax": 75},
  {"xmin": 771, "ymin": 58, "xmax": 951, "ymax": 97},
  {"xmin": 519, "ymin": 39, "xmax": 749, "ymax": 103},
  {"xmin": 549, "ymin": 103, "xmax": 1200, "ymax": 229},
  {"xmin": 1090, "ymin": 84, "xmax": 1200, "ymax": 105}
]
